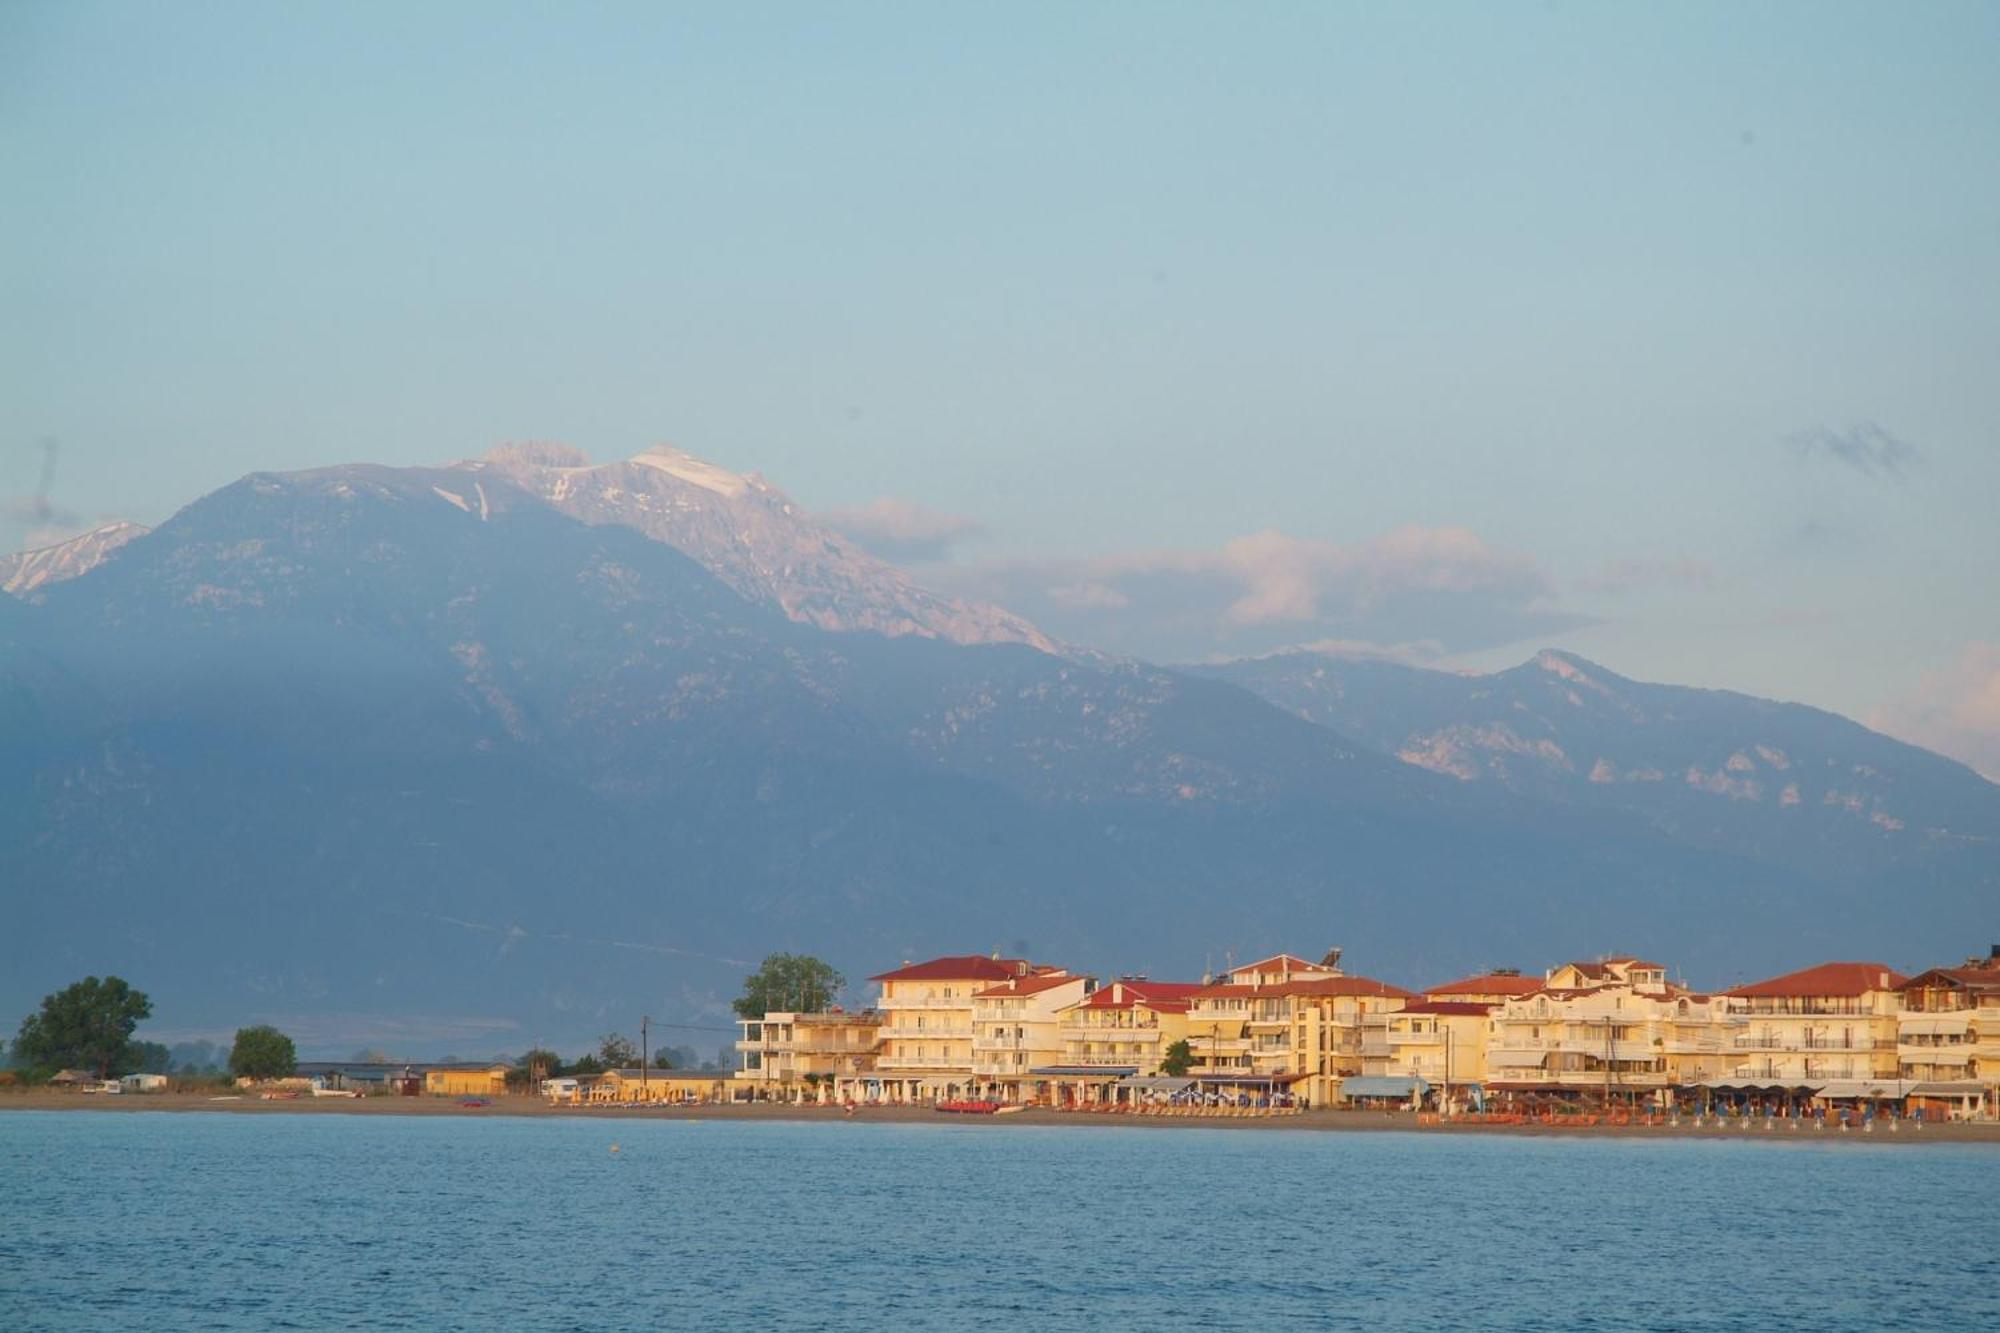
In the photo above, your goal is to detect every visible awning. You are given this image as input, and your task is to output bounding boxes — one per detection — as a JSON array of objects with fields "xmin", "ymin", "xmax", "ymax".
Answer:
[
  {"xmin": 1907, "ymin": 1081, "xmax": 1991, "ymax": 1097},
  {"xmin": 1899, "ymin": 1015, "xmax": 1971, "ymax": 1036},
  {"xmin": 1338, "ymin": 1076, "xmax": 1430, "ymax": 1100},
  {"xmin": 1028, "ymin": 1066, "xmax": 1138, "ymax": 1078},
  {"xmin": 1115, "ymin": 1076, "xmax": 1196, "ymax": 1093},
  {"xmin": 1486, "ymin": 1049, "xmax": 1546, "ymax": 1069},
  {"xmin": 1810, "ymin": 1079, "xmax": 1915, "ymax": 1100},
  {"xmin": 1191, "ymin": 1071, "xmax": 1309, "ymax": 1085}
]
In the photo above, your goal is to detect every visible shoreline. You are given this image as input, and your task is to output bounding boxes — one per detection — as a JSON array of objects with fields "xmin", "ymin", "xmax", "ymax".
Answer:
[{"xmin": 6, "ymin": 1092, "xmax": 1998, "ymax": 1144}]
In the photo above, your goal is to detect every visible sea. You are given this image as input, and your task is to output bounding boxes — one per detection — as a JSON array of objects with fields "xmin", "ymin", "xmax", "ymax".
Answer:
[{"xmin": 2, "ymin": 1112, "xmax": 1996, "ymax": 1331}]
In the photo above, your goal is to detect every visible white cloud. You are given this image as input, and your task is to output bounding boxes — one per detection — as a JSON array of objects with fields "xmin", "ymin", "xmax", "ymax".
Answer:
[
  {"xmin": 1869, "ymin": 642, "xmax": 2000, "ymax": 781},
  {"xmin": 934, "ymin": 523, "xmax": 1586, "ymax": 662},
  {"xmin": 818, "ymin": 497, "xmax": 987, "ymax": 562}
]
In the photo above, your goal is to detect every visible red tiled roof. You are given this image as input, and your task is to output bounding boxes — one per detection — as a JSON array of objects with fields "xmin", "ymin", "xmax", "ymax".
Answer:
[
  {"xmin": 1398, "ymin": 1001, "xmax": 1497, "ymax": 1016},
  {"xmin": 1280, "ymin": 976, "xmax": 1415, "ymax": 999},
  {"xmin": 1725, "ymin": 961, "xmax": 1907, "ymax": 999},
  {"xmin": 1902, "ymin": 966, "xmax": 2000, "ymax": 991},
  {"xmin": 973, "ymin": 974, "xmax": 1087, "ymax": 1000},
  {"xmin": 870, "ymin": 955, "xmax": 1038, "ymax": 983},
  {"xmin": 1075, "ymin": 980, "xmax": 1206, "ymax": 1010},
  {"xmin": 1227, "ymin": 954, "xmax": 1327, "ymax": 978},
  {"xmin": 1192, "ymin": 975, "xmax": 1414, "ymax": 1001},
  {"xmin": 1426, "ymin": 974, "xmax": 1545, "ymax": 998}
]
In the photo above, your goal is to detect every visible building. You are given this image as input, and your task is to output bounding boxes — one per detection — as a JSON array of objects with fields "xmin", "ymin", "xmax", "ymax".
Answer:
[
  {"xmin": 1544, "ymin": 957, "xmax": 1670, "ymax": 991},
  {"xmin": 422, "ymin": 1063, "xmax": 511, "ymax": 1097},
  {"xmin": 1020, "ymin": 978, "xmax": 1206, "ymax": 1106},
  {"xmin": 1722, "ymin": 961, "xmax": 1908, "ymax": 1103},
  {"xmin": 1361, "ymin": 1001, "xmax": 1494, "ymax": 1109},
  {"xmin": 871, "ymin": 954, "xmax": 1064, "ymax": 1102},
  {"xmin": 1898, "ymin": 947, "xmax": 2000, "ymax": 1120},
  {"xmin": 119, "ymin": 1073, "xmax": 168, "ymax": 1093},
  {"xmin": 1482, "ymin": 976, "xmax": 1736, "ymax": 1109},
  {"xmin": 1423, "ymin": 971, "xmax": 1547, "ymax": 1006},
  {"xmin": 1186, "ymin": 952, "xmax": 1411, "ymax": 1105},
  {"xmin": 579, "ymin": 1068, "xmax": 733, "ymax": 1103},
  {"xmin": 971, "ymin": 971, "xmax": 1095, "ymax": 1103},
  {"xmin": 734, "ymin": 1010, "xmax": 881, "ymax": 1102},
  {"xmin": 297, "ymin": 1061, "xmax": 423, "ymax": 1095}
]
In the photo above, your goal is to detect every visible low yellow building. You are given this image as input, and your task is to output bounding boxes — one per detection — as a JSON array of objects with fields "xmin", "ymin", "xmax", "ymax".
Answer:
[
  {"xmin": 422, "ymin": 1063, "xmax": 511, "ymax": 1097},
  {"xmin": 581, "ymin": 1068, "xmax": 732, "ymax": 1103}
]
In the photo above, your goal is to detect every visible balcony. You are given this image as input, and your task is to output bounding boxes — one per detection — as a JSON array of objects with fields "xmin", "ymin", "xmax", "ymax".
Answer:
[
  {"xmin": 1728, "ymin": 1001, "xmax": 1881, "ymax": 1017},
  {"xmin": 878, "ymin": 996, "xmax": 977, "ymax": 1011},
  {"xmin": 875, "ymin": 1056, "xmax": 974, "ymax": 1071},
  {"xmin": 1732, "ymin": 1035, "xmax": 1893, "ymax": 1051},
  {"xmin": 884, "ymin": 1025, "xmax": 972, "ymax": 1040}
]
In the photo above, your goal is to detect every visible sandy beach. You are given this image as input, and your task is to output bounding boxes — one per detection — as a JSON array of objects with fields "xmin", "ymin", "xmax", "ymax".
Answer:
[{"xmin": 6, "ymin": 1091, "xmax": 1997, "ymax": 1144}]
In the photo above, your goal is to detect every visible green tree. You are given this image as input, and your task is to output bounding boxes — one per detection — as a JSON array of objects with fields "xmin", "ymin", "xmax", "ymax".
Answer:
[
  {"xmin": 732, "ymin": 953, "xmax": 846, "ymax": 1019},
  {"xmin": 598, "ymin": 1033, "xmax": 638, "ymax": 1068},
  {"xmin": 228, "ymin": 1025, "xmax": 297, "ymax": 1080},
  {"xmin": 13, "ymin": 976, "xmax": 153, "ymax": 1077},
  {"xmin": 507, "ymin": 1047, "xmax": 564, "ymax": 1090},
  {"xmin": 648, "ymin": 1046, "xmax": 675, "ymax": 1070},
  {"xmin": 1160, "ymin": 1038, "xmax": 1194, "ymax": 1077},
  {"xmin": 569, "ymin": 1053, "xmax": 605, "ymax": 1076},
  {"xmin": 129, "ymin": 1040, "xmax": 173, "ymax": 1075}
]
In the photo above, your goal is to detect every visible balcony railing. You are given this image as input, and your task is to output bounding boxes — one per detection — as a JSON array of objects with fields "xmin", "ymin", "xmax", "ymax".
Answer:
[
  {"xmin": 875, "ymin": 1056, "xmax": 974, "ymax": 1071},
  {"xmin": 883, "ymin": 1026, "xmax": 972, "ymax": 1040}
]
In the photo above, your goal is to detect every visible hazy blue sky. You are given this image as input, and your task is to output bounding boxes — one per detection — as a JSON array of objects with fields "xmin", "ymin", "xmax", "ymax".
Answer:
[{"xmin": 5, "ymin": 2, "xmax": 1997, "ymax": 770}]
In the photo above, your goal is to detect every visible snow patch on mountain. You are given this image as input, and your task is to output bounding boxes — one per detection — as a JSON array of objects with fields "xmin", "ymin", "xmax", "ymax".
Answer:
[
  {"xmin": 628, "ymin": 445, "xmax": 755, "ymax": 499},
  {"xmin": 2, "ymin": 521, "xmax": 150, "ymax": 598},
  {"xmin": 468, "ymin": 443, "xmax": 1054, "ymax": 653}
]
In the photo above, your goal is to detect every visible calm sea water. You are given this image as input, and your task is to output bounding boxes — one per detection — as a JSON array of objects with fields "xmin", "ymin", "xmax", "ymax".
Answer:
[{"xmin": 2, "ymin": 1112, "xmax": 1996, "ymax": 1331}]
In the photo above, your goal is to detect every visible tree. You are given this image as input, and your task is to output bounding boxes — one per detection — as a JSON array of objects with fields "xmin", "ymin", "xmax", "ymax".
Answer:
[
  {"xmin": 12, "ymin": 976, "xmax": 153, "ymax": 1077},
  {"xmin": 508, "ymin": 1047, "xmax": 564, "ymax": 1090},
  {"xmin": 648, "ymin": 1047, "xmax": 675, "ymax": 1070},
  {"xmin": 732, "ymin": 953, "xmax": 846, "ymax": 1019},
  {"xmin": 598, "ymin": 1033, "xmax": 638, "ymax": 1068},
  {"xmin": 228, "ymin": 1025, "xmax": 297, "ymax": 1080},
  {"xmin": 1160, "ymin": 1038, "xmax": 1194, "ymax": 1077},
  {"xmin": 569, "ymin": 1053, "xmax": 605, "ymax": 1076},
  {"xmin": 129, "ymin": 1040, "xmax": 172, "ymax": 1075}
]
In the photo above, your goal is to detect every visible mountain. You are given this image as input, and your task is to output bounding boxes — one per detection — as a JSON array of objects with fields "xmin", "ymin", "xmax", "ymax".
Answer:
[
  {"xmin": 1190, "ymin": 647, "xmax": 2000, "ymax": 878},
  {"xmin": 469, "ymin": 443, "xmax": 1054, "ymax": 652},
  {"xmin": 0, "ymin": 521, "xmax": 149, "ymax": 598},
  {"xmin": 2, "ymin": 458, "xmax": 1993, "ymax": 1053}
]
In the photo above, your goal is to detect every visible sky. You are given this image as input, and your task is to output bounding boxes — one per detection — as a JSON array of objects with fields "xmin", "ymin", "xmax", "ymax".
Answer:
[{"xmin": 4, "ymin": 1, "xmax": 1998, "ymax": 774}]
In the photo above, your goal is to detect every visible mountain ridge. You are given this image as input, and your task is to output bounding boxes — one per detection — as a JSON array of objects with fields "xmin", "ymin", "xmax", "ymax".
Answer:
[{"xmin": 3, "ymin": 453, "xmax": 1994, "ymax": 1048}]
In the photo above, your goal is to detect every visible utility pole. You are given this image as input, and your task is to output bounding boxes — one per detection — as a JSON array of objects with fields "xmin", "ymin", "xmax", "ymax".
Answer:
[
  {"xmin": 641, "ymin": 1016, "xmax": 650, "ymax": 1102},
  {"xmin": 1443, "ymin": 1023, "xmax": 1452, "ymax": 1119}
]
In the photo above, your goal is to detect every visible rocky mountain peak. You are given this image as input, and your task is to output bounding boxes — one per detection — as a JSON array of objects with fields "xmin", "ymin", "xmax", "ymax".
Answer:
[
  {"xmin": 467, "ymin": 443, "xmax": 1054, "ymax": 653},
  {"xmin": 1, "ymin": 520, "xmax": 151, "ymax": 599}
]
